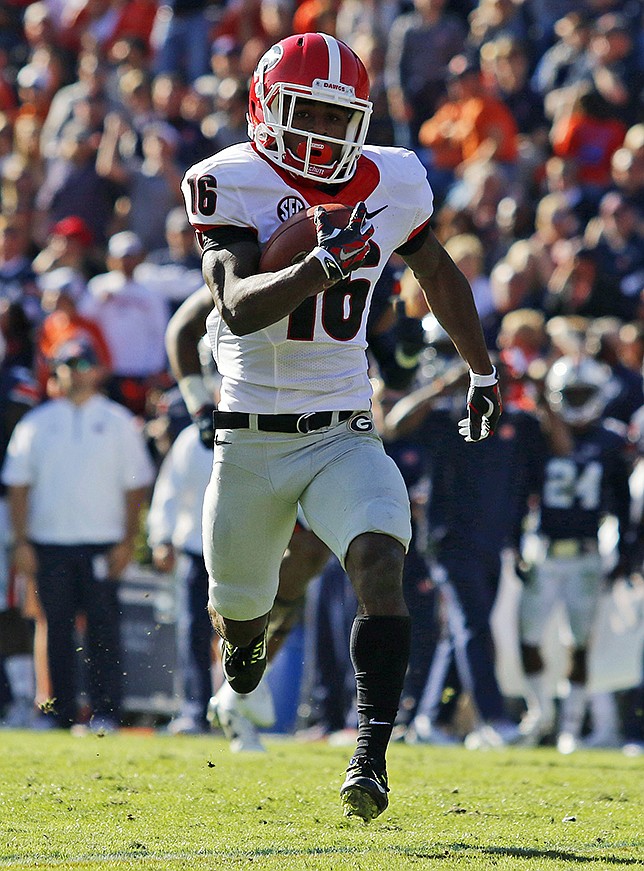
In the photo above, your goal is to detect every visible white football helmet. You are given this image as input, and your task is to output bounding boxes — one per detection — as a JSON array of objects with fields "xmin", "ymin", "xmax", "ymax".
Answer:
[
  {"xmin": 247, "ymin": 32, "xmax": 372, "ymax": 184},
  {"xmin": 545, "ymin": 355, "xmax": 614, "ymax": 426}
]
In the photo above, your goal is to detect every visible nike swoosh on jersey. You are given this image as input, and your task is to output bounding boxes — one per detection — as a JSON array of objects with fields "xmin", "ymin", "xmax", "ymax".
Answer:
[{"xmin": 365, "ymin": 205, "xmax": 388, "ymax": 219}]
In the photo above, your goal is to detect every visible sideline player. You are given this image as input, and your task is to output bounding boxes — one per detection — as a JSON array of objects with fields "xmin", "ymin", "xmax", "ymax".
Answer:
[
  {"xmin": 180, "ymin": 32, "xmax": 500, "ymax": 821},
  {"xmin": 517, "ymin": 355, "xmax": 634, "ymax": 753}
]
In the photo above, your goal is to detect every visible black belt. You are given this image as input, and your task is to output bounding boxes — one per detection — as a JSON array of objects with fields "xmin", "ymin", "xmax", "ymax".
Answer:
[{"xmin": 214, "ymin": 409, "xmax": 358, "ymax": 434}]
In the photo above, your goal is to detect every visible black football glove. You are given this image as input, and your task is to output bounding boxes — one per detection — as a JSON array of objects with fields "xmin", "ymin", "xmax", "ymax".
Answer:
[
  {"xmin": 313, "ymin": 201, "xmax": 374, "ymax": 283},
  {"xmin": 458, "ymin": 370, "xmax": 502, "ymax": 442},
  {"xmin": 193, "ymin": 403, "xmax": 216, "ymax": 449}
]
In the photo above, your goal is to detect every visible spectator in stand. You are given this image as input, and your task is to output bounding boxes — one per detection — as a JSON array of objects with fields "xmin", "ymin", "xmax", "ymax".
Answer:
[
  {"xmin": 0, "ymin": 114, "xmax": 14, "ymax": 170},
  {"xmin": 444, "ymin": 233, "xmax": 494, "ymax": 324},
  {"xmin": 526, "ymin": 191, "xmax": 582, "ymax": 292},
  {"xmin": 31, "ymin": 215, "xmax": 102, "ymax": 281},
  {"xmin": 487, "ymin": 195, "xmax": 534, "ymax": 266},
  {"xmin": 618, "ymin": 322, "xmax": 644, "ymax": 375},
  {"xmin": 531, "ymin": 10, "xmax": 592, "ymax": 99},
  {"xmin": 584, "ymin": 191, "xmax": 644, "ymax": 306},
  {"xmin": 134, "ymin": 207, "xmax": 204, "ymax": 315},
  {"xmin": 21, "ymin": 2, "xmax": 67, "ymax": 58},
  {"xmin": 385, "ymin": 0, "xmax": 467, "ymax": 148},
  {"xmin": 201, "ymin": 77, "xmax": 249, "ymax": 153},
  {"xmin": 542, "ymin": 156, "xmax": 601, "ymax": 230},
  {"xmin": 39, "ymin": 50, "xmax": 115, "ymax": 161},
  {"xmin": 0, "ymin": 214, "xmax": 41, "ymax": 327},
  {"xmin": 206, "ymin": 36, "xmax": 244, "ymax": 94},
  {"xmin": 151, "ymin": 0, "xmax": 213, "ymax": 85},
  {"xmin": 2, "ymin": 337, "xmax": 155, "ymax": 732},
  {"xmin": 586, "ymin": 318, "xmax": 644, "ymax": 427},
  {"xmin": 496, "ymin": 308, "xmax": 548, "ymax": 412},
  {"xmin": 610, "ymin": 146, "xmax": 644, "ymax": 205},
  {"xmin": 34, "ymin": 119, "xmax": 118, "ymax": 247},
  {"xmin": 418, "ymin": 55, "xmax": 519, "ymax": 205},
  {"xmin": 352, "ymin": 32, "xmax": 395, "ymax": 148},
  {"xmin": 96, "ymin": 113, "xmax": 184, "ymax": 252},
  {"xmin": 212, "ymin": 1, "xmax": 269, "ymax": 79},
  {"xmin": 13, "ymin": 64, "xmax": 53, "ymax": 125},
  {"xmin": 1, "ymin": 152, "xmax": 41, "ymax": 229},
  {"xmin": 35, "ymin": 266, "xmax": 112, "ymax": 393},
  {"xmin": 584, "ymin": 13, "xmax": 641, "ymax": 127},
  {"xmin": 12, "ymin": 113, "xmax": 45, "ymax": 194},
  {"xmin": 59, "ymin": 0, "xmax": 156, "ymax": 60},
  {"xmin": 259, "ymin": 0, "xmax": 295, "ymax": 48},
  {"xmin": 442, "ymin": 160, "xmax": 512, "ymax": 271},
  {"xmin": 79, "ymin": 231, "xmax": 169, "ymax": 416},
  {"xmin": 143, "ymin": 206, "xmax": 201, "ymax": 270},
  {"xmin": 114, "ymin": 69, "xmax": 156, "ymax": 155},
  {"xmin": 106, "ymin": 35, "xmax": 151, "ymax": 91},
  {"xmin": 551, "ymin": 87, "xmax": 627, "ymax": 199},
  {"xmin": 467, "ymin": 0, "xmax": 529, "ymax": 57},
  {"xmin": 479, "ymin": 36, "xmax": 549, "ymax": 186},
  {"xmin": 292, "ymin": 0, "xmax": 338, "ymax": 38},
  {"xmin": 180, "ymin": 78, "xmax": 217, "ymax": 132},
  {"xmin": 150, "ymin": 72, "xmax": 212, "ymax": 171},
  {"xmin": 543, "ymin": 244, "xmax": 636, "ymax": 323},
  {"xmin": 483, "ymin": 255, "xmax": 540, "ymax": 347},
  {"xmin": 335, "ymin": 0, "xmax": 400, "ymax": 47}
]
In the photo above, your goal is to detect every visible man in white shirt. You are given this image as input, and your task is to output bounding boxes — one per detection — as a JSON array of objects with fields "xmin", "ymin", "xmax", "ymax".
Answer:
[
  {"xmin": 80, "ymin": 231, "xmax": 170, "ymax": 415},
  {"xmin": 2, "ymin": 338, "xmax": 155, "ymax": 730}
]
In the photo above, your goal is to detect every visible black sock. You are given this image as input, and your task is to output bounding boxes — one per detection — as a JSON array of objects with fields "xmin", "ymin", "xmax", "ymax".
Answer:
[{"xmin": 350, "ymin": 615, "xmax": 411, "ymax": 767}]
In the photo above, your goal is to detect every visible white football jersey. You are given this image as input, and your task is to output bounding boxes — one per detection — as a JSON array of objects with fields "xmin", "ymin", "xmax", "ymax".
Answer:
[{"xmin": 182, "ymin": 142, "xmax": 433, "ymax": 413}]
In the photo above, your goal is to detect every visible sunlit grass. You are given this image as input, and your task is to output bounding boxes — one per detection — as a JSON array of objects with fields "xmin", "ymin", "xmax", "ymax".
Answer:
[{"xmin": 0, "ymin": 730, "xmax": 642, "ymax": 870}]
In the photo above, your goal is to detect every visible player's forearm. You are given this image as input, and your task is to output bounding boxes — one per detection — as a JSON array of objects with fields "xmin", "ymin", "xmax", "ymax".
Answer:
[
  {"xmin": 165, "ymin": 287, "xmax": 212, "ymax": 381},
  {"xmin": 419, "ymin": 269, "xmax": 492, "ymax": 375},
  {"xmin": 204, "ymin": 251, "xmax": 328, "ymax": 336}
]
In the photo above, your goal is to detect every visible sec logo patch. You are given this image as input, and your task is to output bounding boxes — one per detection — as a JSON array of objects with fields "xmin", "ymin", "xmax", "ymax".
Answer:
[{"xmin": 347, "ymin": 413, "xmax": 374, "ymax": 433}]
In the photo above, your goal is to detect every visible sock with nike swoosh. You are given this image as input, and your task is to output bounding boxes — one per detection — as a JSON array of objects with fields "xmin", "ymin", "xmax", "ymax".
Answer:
[{"xmin": 350, "ymin": 615, "xmax": 411, "ymax": 764}]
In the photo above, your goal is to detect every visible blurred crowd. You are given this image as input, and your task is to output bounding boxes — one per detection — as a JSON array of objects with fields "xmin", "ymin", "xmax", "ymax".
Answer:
[{"xmin": 0, "ymin": 0, "xmax": 643, "ymax": 749}]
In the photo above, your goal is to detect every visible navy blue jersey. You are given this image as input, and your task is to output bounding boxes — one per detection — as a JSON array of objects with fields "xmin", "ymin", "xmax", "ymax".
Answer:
[
  {"xmin": 538, "ymin": 422, "xmax": 632, "ymax": 545},
  {"xmin": 418, "ymin": 407, "xmax": 546, "ymax": 557}
]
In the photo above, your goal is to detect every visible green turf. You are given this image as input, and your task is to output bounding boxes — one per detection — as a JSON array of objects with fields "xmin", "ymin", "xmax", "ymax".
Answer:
[{"xmin": 0, "ymin": 731, "xmax": 642, "ymax": 870}]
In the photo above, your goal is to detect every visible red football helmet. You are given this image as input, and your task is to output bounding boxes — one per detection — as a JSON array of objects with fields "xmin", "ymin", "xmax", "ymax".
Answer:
[{"xmin": 248, "ymin": 32, "xmax": 372, "ymax": 184}]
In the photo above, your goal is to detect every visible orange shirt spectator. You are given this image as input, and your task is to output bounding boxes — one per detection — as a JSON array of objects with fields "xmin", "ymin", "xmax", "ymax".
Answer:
[
  {"xmin": 551, "ymin": 89, "xmax": 627, "ymax": 188},
  {"xmin": 418, "ymin": 55, "xmax": 518, "ymax": 170},
  {"xmin": 35, "ymin": 268, "xmax": 112, "ymax": 393}
]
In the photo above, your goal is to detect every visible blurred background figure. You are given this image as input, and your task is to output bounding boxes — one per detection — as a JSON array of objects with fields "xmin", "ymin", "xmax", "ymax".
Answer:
[
  {"xmin": 2, "ymin": 338, "xmax": 155, "ymax": 731},
  {"xmin": 516, "ymin": 355, "xmax": 635, "ymax": 753}
]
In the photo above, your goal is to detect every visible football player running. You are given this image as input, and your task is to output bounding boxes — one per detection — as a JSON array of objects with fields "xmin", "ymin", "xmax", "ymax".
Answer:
[{"xmin": 180, "ymin": 32, "xmax": 500, "ymax": 821}]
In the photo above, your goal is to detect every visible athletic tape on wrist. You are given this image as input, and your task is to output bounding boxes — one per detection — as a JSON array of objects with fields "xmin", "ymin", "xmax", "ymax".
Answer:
[
  {"xmin": 311, "ymin": 246, "xmax": 343, "ymax": 283},
  {"xmin": 469, "ymin": 366, "xmax": 497, "ymax": 387}
]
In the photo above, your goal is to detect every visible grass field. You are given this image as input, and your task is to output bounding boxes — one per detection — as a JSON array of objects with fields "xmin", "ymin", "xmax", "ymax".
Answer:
[{"xmin": 0, "ymin": 730, "xmax": 642, "ymax": 870}]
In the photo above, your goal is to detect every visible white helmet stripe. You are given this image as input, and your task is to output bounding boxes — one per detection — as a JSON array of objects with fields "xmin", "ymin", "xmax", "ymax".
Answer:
[{"xmin": 321, "ymin": 33, "xmax": 341, "ymax": 82}]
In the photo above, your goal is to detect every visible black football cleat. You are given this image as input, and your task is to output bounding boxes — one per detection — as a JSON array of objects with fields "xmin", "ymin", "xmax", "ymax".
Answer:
[
  {"xmin": 221, "ymin": 628, "xmax": 268, "ymax": 695},
  {"xmin": 340, "ymin": 755, "xmax": 389, "ymax": 821}
]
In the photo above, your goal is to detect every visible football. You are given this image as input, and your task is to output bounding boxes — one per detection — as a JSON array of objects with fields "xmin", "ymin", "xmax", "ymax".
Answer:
[{"xmin": 259, "ymin": 203, "xmax": 352, "ymax": 272}]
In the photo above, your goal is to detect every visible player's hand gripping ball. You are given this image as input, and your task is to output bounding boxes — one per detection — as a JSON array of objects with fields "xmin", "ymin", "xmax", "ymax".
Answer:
[{"xmin": 259, "ymin": 202, "xmax": 373, "ymax": 283}]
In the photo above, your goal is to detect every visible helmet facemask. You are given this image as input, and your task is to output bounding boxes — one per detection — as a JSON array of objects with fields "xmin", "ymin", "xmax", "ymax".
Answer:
[{"xmin": 248, "ymin": 35, "xmax": 373, "ymax": 184}]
